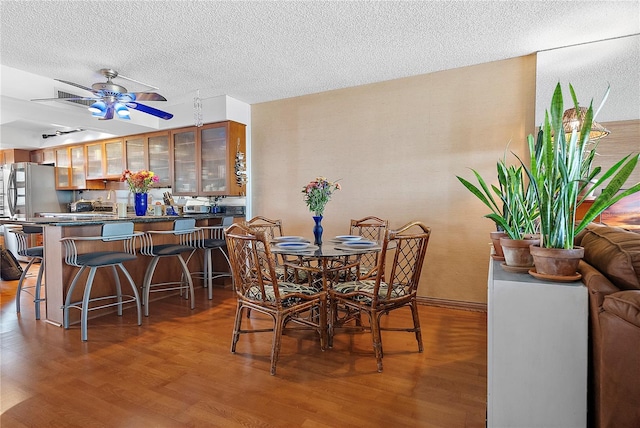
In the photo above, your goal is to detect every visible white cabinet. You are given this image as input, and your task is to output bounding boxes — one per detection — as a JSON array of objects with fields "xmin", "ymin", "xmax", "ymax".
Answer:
[{"xmin": 487, "ymin": 258, "xmax": 587, "ymax": 428}]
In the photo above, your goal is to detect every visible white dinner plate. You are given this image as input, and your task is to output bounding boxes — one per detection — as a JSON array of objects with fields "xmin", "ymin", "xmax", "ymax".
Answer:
[
  {"xmin": 275, "ymin": 242, "xmax": 311, "ymax": 250},
  {"xmin": 342, "ymin": 240, "xmax": 377, "ymax": 249},
  {"xmin": 273, "ymin": 236, "xmax": 306, "ymax": 242},
  {"xmin": 335, "ymin": 235, "xmax": 362, "ymax": 242}
]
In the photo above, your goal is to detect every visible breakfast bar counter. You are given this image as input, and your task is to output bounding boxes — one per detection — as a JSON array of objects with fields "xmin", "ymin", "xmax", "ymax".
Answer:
[{"xmin": 1, "ymin": 213, "xmax": 242, "ymax": 326}]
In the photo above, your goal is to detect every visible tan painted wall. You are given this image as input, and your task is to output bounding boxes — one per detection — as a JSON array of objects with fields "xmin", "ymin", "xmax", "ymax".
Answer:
[{"xmin": 251, "ymin": 55, "xmax": 537, "ymax": 304}]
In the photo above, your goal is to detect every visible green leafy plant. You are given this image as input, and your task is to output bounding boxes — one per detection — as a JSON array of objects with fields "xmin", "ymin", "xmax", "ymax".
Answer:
[
  {"xmin": 302, "ymin": 176, "xmax": 341, "ymax": 216},
  {"xmin": 523, "ymin": 83, "xmax": 640, "ymax": 249},
  {"xmin": 457, "ymin": 149, "xmax": 538, "ymax": 240}
]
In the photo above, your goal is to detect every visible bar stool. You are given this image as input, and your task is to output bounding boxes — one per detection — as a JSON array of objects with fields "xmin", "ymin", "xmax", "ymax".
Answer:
[
  {"xmin": 139, "ymin": 218, "xmax": 198, "ymax": 316},
  {"xmin": 186, "ymin": 216, "xmax": 233, "ymax": 300},
  {"xmin": 11, "ymin": 225, "xmax": 45, "ymax": 319},
  {"xmin": 61, "ymin": 222, "xmax": 142, "ymax": 341}
]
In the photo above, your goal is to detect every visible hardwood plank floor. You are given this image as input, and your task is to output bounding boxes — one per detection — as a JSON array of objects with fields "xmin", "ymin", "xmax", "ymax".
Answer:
[{"xmin": 1, "ymin": 273, "xmax": 487, "ymax": 427}]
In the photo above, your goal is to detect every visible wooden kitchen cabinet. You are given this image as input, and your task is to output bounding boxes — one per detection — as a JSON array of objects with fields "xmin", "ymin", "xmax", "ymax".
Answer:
[
  {"xmin": 30, "ymin": 148, "xmax": 55, "ymax": 165},
  {"xmin": 55, "ymin": 145, "xmax": 92, "ymax": 189},
  {"xmin": 86, "ymin": 139, "xmax": 124, "ymax": 179},
  {"xmin": 124, "ymin": 132, "xmax": 170, "ymax": 186},
  {"xmin": 171, "ymin": 121, "xmax": 246, "ymax": 196}
]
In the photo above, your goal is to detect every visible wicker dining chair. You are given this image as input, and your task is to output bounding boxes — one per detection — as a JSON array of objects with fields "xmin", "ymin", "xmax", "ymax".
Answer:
[
  {"xmin": 328, "ymin": 221, "xmax": 431, "ymax": 372},
  {"xmin": 348, "ymin": 216, "xmax": 389, "ymax": 277},
  {"xmin": 225, "ymin": 223, "xmax": 327, "ymax": 375}
]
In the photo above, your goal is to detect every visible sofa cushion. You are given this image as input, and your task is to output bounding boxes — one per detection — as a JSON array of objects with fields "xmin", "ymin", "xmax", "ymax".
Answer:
[
  {"xmin": 580, "ymin": 224, "xmax": 640, "ymax": 290},
  {"xmin": 603, "ymin": 290, "xmax": 640, "ymax": 328}
]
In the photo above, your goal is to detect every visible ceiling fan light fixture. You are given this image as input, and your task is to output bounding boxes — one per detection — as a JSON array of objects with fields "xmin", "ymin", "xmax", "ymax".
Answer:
[
  {"xmin": 88, "ymin": 101, "xmax": 107, "ymax": 117},
  {"xmin": 115, "ymin": 103, "xmax": 130, "ymax": 119}
]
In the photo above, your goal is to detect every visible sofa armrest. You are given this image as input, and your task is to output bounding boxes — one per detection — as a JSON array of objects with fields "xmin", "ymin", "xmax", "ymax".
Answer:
[{"xmin": 579, "ymin": 260, "xmax": 620, "ymax": 310}]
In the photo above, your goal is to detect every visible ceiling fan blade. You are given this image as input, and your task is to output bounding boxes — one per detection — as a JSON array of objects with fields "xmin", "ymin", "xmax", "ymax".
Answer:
[
  {"xmin": 55, "ymin": 79, "xmax": 94, "ymax": 93},
  {"xmin": 129, "ymin": 92, "xmax": 167, "ymax": 102},
  {"xmin": 126, "ymin": 102, "xmax": 173, "ymax": 120}
]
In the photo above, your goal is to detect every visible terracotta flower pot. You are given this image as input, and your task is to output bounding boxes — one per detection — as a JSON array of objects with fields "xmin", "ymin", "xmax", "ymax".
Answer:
[
  {"xmin": 530, "ymin": 245, "xmax": 584, "ymax": 278},
  {"xmin": 490, "ymin": 231, "xmax": 508, "ymax": 259},
  {"xmin": 500, "ymin": 236, "xmax": 540, "ymax": 268}
]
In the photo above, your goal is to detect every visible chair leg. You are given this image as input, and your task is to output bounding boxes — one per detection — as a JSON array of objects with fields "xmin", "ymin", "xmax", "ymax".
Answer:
[
  {"xmin": 231, "ymin": 303, "xmax": 244, "ymax": 353},
  {"xmin": 409, "ymin": 300, "xmax": 424, "ymax": 352},
  {"xmin": 271, "ymin": 313, "xmax": 286, "ymax": 375},
  {"xmin": 142, "ymin": 257, "xmax": 160, "ymax": 317},
  {"xmin": 80, "ymin": 267, "xmax": 98, "ymax": 342},
  {"xmin": 117, "ymin": 263, "xmax": 142, "ymax": 326},
  {"xmin": 64, "ymin": 266, "xmax": 87, "ymax": 329},
  {"xmin": 177, "ymin": 254, "xmax": 195, "ymax": 309},
  {"xmin": 205, "ymin": 248, "xmax": 213, "ymax": 300},
  {"xmin": 34, "ymin": 259, "xmax": 45, "ymax": 320},
  {"xmin": 371, "ymin": 310, "xmax": 384, "ymax": 372},
  {"xmin": 110, "ymin": 265, "xmax": 123, "ymax": 316},
  {"xmin": 319, "ymin": 296, "xmax": 328, "ymax": 351},
  {"xmin": 15, "ymin": 258, "xmax": 37, "ymax": 316}
]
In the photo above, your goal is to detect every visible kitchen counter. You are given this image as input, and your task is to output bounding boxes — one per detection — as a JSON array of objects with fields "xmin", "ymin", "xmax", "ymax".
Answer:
[
  {"xmin": 2, "ymin": 213, "xmax": 241, "ymax": 327},
  {"xmin": 0, "ymin": 212, "xmax": 243, "ymax": 227}
]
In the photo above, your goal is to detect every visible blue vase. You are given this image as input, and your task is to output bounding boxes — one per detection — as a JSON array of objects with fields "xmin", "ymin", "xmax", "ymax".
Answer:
[
  {"xmin": 313, "ymin": 215, "xmax": 323, "ymax": 245},
  {"xmin": 134, "ymin": 192, "xmax": 148, "ymax": 216}
]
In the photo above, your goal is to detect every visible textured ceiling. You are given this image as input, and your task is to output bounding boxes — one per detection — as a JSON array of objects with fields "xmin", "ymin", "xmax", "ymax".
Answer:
[{"xmin": 1, "ymin": 1, "xmax": 639, "ymax": 148}]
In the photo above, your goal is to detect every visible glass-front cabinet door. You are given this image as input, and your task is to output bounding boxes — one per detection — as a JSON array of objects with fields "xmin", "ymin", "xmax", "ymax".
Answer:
[
  {"xmin": 85, "ymin": 143, "xmax": 103, "ymax": 180},
  {"xmin": 55, "ymin": 148, "xmax": 70, "ymax": 188},
  {"xmin": 148, "ymin": 133, "xmax": 170, "ymax": 186},
  {"xmin": 104, "ymin": 140, "xmax": 123, "ymax": 177},
  {"xmin": 70, "ymin": 146, "xmax": 86, "ymax": 189},
  {"xmin": 172, "ymin": 129, "xmax": 197, "ymax": 195},
  {"xmin": 125, "ymin": 137, "xmax": 146, "ymax": 172},
  {"xmin": 200, "ymin": 124, "xmax": 228, "ymax": 193}
]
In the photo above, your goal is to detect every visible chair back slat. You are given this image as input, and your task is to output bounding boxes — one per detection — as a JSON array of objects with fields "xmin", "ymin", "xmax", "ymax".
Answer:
[
  {"xmin": 226, "ymin": 223, "xmax": 283, "ymax": 306},
  {"xmin": 350, "ymin": 216, "xmax": 389, "ymax": 274},
  {"xmin": 102, "ymin": 222, "xmax": 135, "ymax": 241},
  {"xmin": 244, "ymin": 216, "xmax": 283, "ymax": 241},
  {"xmin": 375, "ymin": 222, "xmax": 431, "ymax": 303}
]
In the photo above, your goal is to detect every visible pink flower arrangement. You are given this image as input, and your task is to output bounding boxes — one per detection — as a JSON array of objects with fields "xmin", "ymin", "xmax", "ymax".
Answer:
[
  {"xmin": 302, "ymin": 176, "xmax": 341, "ymax": 216},
  {"xmin": 120, "ymin": 169, "xmax": 159, "ymax": 193}
]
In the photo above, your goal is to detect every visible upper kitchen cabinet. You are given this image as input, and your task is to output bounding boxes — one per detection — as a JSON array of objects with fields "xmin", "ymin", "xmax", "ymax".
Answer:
[
  {"xmin": 171, "ymin": 121, "xmax": 246, "ymax": 196},
  {"xmin": 30, "ymin": 148, "xmax": 55, "ymax": 165},
  {"xmin": 1, "ymin": 149, "xmax": 31, "ymax": 165},
  {"xmin": 86, "ymin": 138, "xmax": 124, "ymax": 180},
  {"xmin": 124, "ymin": 132, "xmax": 170, "ymax": 187},
  {"xmin": 55, "ymin": 145, "xmax": 100, "ymax": 190}
]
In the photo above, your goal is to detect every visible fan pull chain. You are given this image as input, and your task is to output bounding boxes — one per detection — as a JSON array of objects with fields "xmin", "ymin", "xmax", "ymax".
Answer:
[{"xmin": 194, "ymin": 89, "xmax": 203, "ymax": 127}]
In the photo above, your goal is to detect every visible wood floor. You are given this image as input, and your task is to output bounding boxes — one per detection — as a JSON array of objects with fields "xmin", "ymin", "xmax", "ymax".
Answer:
[{"xmin": 0, "ymin": 273, "xmax": 487, "ymax": 427}]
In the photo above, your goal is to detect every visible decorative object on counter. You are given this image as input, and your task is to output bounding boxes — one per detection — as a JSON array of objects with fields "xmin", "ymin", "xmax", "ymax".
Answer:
[
  {"xmin": 302, "ymin": 176, "xmax": 341, "ymax": 245},
  {"xmin": 235, "ymin": 138, "xmax": 248, "ymax": 187},
  {"xmin": 134, "ymin": 193, "xmax": 147, "ymax": 216},
  {"xmin": 121, "ymin": 169, "xmax": 159, "ymax": 216},
  {"xmin": 313, "ymin": 216, "xmax": 324, "ymax": 245}
]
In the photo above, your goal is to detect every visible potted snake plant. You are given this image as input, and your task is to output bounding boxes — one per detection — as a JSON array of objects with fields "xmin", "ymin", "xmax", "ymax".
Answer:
[
  {"xmin": 457, "ymin": 149, "xmax": 539, "ymax": 269},
  {"xmin": 523, "ymin": 83, "xmax": 640, "ymax": 280}
]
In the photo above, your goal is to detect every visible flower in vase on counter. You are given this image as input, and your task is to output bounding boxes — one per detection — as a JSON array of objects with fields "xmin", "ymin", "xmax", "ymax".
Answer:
[
  {"xmin": 302, "ymin": 176, "xmax": 341, "ymax": 216},
  {"xmin": 120, "ymin": 169, "xmax": 159, "ymax": 193}
]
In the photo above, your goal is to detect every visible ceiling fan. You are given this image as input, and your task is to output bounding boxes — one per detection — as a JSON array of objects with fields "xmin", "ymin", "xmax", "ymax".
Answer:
[
  {"xmin": 32, "ymin": 68, "xmax": 173, "ymax": 121},
  {"xmin": 42, "ymin": 128, "xmax": 84, "ymax": 139}
]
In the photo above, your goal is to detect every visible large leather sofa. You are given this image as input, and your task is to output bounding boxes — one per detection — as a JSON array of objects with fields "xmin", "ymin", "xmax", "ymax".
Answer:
[{"xmin": 575, "ymin": 223, "xmax": 640, "ymax": 428}]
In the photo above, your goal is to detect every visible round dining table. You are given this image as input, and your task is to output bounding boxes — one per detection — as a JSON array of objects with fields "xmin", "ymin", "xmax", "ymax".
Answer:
[{"xmin": 270, "ymin": 237, "xmax": 382, "ymax": 290}]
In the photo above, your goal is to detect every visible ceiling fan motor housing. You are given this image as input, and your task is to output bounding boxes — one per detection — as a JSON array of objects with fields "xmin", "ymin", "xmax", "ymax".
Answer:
[{"xmin": 92, "ymin": 82, "xmax": 128, "ymax": 97}]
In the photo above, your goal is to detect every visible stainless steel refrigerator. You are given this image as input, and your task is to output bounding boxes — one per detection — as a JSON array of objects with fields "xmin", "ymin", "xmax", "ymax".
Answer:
[
  {"xmin": 3, "ymin": 163, "xmax": 72, "ymax": 260},
  {"xmin": 6, "ymin": 162, "xmax": 72, "ymax": 219}
]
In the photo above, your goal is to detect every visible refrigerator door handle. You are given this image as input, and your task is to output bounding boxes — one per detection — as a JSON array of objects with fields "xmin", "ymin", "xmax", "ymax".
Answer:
[{"xmin": 7, "ymin": 167, "xmax": 17, "ymax": 217}]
